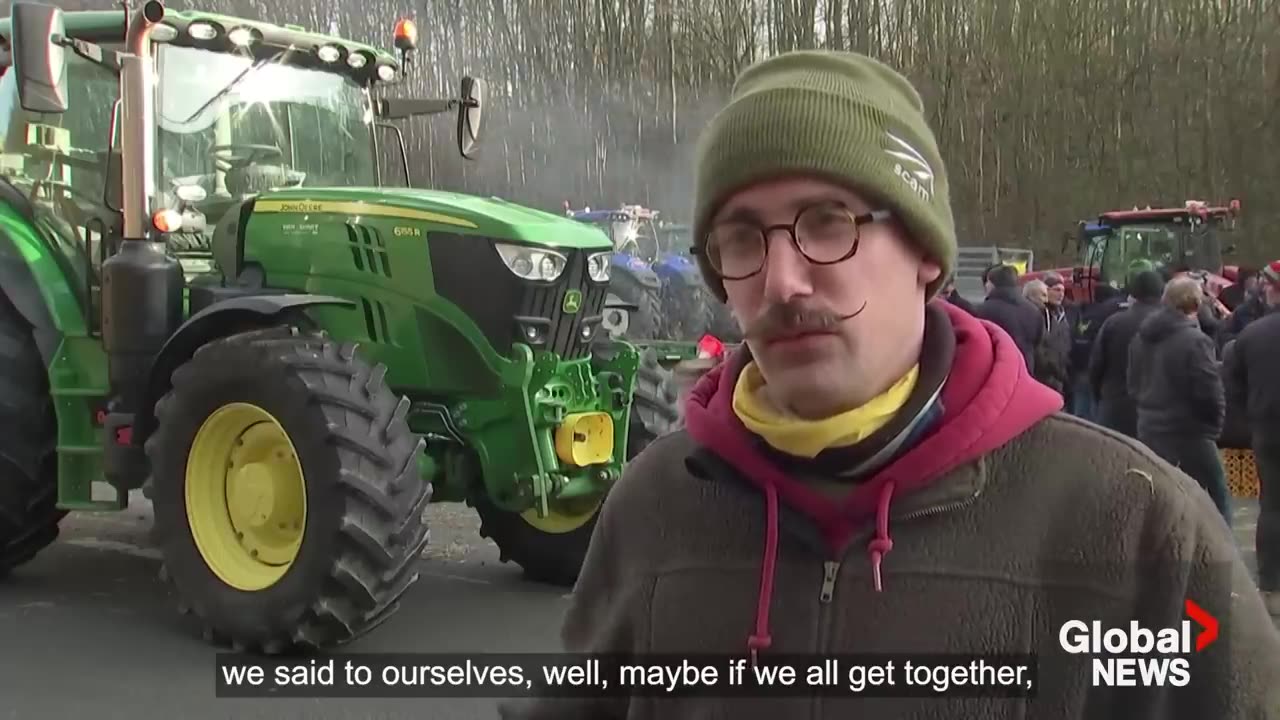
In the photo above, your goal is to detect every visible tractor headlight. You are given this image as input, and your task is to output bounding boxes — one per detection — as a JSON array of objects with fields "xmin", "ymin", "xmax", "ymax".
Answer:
[
  {"xmin": 587, "ymin": 251, "xmax": 611, "ymax": 282},
  {"xmin": 494, "ymin": 243, "xmax": 567, "ymax": 282}
]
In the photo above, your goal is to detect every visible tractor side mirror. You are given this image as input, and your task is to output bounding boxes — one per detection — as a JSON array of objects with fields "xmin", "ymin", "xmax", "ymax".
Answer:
[
  {"xmin": 457, "ymin": 76, "xmax": 485, "ymax": 159},
  {"xmin": 10, "ymin": 2, "xmax": 69, "ymax": 114}
]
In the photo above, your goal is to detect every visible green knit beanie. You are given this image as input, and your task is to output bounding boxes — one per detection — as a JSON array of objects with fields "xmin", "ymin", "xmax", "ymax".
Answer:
[{"xmin": 691, "ymin": 50, "xmax": 956, "ymax": 301}]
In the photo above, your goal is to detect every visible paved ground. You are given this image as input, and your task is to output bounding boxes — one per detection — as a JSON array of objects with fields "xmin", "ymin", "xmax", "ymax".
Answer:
[
  {"xmin": 0, "ymin": 494, "xmax": 1271, "ymax": 719},
  {"xmin": 0, "ymin": 496, "xmax": 568, "ymax": 720}
]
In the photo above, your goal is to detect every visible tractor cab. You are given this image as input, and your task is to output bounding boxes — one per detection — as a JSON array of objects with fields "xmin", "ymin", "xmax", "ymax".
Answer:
[
  {"xmin": 563, "ymin": 203, "xmax": 702, "ymax": 285},
  {"xmin": 0, "ymin": 10, "xmax": 392, "ymax": 288},
  {"xmin": 564, "ymin": 203, "xmax": 663, "ymax": 263},
  {"xmin": 0, "ymin": 6, "xmax": 481, "ymax": 289},
  {"xmin": 1061, "ymin": 200, "xmax": 1241, "ymax": 305},
  {"xmin": 155, "ymin": 40, "xmax": 380, "ymax": 228}
]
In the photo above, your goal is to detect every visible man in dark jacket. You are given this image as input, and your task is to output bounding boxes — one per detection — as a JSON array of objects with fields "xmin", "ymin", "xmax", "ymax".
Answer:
[
  {"xmin": 1218, "ymin": 269, "xmax": 1266, "ymax": 350},
  {"xmin": 1127, "ymin": 276, "xmax": 1230, "ymax": 523},
  {"xmin": 504, "ymin": 50, "xmax": 1280, "ymax": 720},
  {"xmin": 1219, "ymin": 266, "xmax": 1258, "ymax": 313},
  {"xmin": 1223, "ymin": 259, "xmax": 1280, "ymax": 615},
  {"xmin": 1040, "ymin": 272, "xmax": 1076, "ymax": 401},
  {"xmin": 939, "ymin": 273, "xmax": 975, "ymax": 314},
  {"xmin": 975, "ymin": 264, "xmax": 1043, "ymax": 374},
  {"xmin": 1068, "ymin": 283, "xmax": 1123, "ymax": 420},
  {"xmin": 1088, "ymin": 270, "xmax": 1164, "ymax": 438}
]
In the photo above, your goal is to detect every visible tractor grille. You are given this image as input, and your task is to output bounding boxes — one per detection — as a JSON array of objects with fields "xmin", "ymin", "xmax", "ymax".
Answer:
[{"xmin": 427, "ymin": 232, "xmax": 608, "ymax": 360}]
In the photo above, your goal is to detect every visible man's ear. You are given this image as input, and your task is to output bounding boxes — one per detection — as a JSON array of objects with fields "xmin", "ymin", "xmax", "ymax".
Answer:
[{"xmin": 918, "ymin": 259, "xmax": 942, "ymax": 286}]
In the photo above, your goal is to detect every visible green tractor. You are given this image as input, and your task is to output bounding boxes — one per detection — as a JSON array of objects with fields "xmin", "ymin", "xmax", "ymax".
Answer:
[{"xmin": 0, "ymin": 1, "xmax": 678, "ymax": 653}]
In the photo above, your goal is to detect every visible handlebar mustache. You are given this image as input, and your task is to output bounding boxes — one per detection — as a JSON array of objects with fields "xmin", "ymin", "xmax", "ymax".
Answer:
[{"xmin": 743, "ymin": 299, "xmax": 867, "ymax": 341}]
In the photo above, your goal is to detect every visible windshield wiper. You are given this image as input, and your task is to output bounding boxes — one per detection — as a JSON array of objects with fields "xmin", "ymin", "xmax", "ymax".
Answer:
[{"xmin": 181, "ymin": 56, "xmax": 272, "ymax": 124}]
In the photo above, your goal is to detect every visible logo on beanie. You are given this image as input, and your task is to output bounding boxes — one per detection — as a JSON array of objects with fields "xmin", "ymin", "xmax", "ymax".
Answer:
[{"xmin": 884, "ymin": 131, "xmax": 935, "ymax": 202}]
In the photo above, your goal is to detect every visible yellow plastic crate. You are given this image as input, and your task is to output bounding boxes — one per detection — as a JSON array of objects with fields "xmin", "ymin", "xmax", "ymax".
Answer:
[{"xmin": 1222, "ymin": 448, "xmax": 1260, "ymax": 498}]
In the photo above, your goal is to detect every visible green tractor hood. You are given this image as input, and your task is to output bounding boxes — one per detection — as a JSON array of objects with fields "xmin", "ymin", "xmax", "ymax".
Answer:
[{"xmin": 254, "ymin": 187, "xmax": 613, "ymax": 250}]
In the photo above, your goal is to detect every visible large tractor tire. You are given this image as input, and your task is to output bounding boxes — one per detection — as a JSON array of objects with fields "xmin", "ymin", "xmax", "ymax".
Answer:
[
  {"xmin": 0, "ymin": 296, "xmax": 65, "ymax": 577},
  {"xmin": 145, "ymin": 326, "xmax": 430, "ymax": 653},
  {"xmin": 610, "ymin": 270, "xmax": 664, "ymax": 340},
  {"xmin": 629, "ymin": 346, "xmax": 682, "ymax": 454},
  {"xmin": 472, "ymin": 348, "xmax": 680, "ymax": 587},
  {"xmin": 656, "ymin": 279, "xmax": 708, "ymax": 341}
]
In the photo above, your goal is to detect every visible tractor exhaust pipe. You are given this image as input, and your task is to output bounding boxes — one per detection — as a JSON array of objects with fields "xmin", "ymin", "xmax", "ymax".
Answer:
[
  {"xmin": 120, "ymin": 0, "xmax": 164, "ymax": 239},
  {"xmin": 101, "ymin": 0, "xmax": 184, "ymax": 489}
]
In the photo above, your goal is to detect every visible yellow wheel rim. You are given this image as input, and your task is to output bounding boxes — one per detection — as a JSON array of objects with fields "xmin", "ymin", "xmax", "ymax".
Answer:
[
  {"xmin": 185, "ymin": 402, "xmax": 307, "ymax": 592},
  {"xmin": 520, "ymin": 497, "xmax": 601, "ymax": 534}
]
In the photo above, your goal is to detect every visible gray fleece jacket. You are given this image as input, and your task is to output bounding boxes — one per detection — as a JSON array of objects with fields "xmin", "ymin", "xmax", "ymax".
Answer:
[{"xmin": 501, "ymin": 300, "xmax": 1280, "ymax": 719}]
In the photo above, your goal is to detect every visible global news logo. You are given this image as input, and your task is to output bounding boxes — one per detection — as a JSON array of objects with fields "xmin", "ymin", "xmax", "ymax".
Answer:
[{"xmin": 1059, "ymin": 600, "xmax": 1218, "ymax": 687}]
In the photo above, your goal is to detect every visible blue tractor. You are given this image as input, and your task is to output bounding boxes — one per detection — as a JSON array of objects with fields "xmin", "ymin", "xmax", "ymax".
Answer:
[
  {"xmin": 564, "ymin": 203, "xmax": 737, "ymax": 342},
  {"xmin": 653, "ymin": 221, "xmax": 741, "ymax": 342}
]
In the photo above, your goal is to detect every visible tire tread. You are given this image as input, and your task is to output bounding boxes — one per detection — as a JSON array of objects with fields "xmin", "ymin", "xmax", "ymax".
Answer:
[
  {"xmin": 146, "ymin": 325, "xmax": 430, "ymax": 653},
  {"xmin": 0, "ymin": 296, "xmax": 65, "ymax": 577}
]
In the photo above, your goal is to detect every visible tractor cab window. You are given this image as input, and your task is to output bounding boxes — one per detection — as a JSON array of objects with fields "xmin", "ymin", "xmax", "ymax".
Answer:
[
  {"xmin": 0, "ymin": 49, "xmax": 120, "ymax": 275},
  {"xmin": 606, "ymin": 214, "xmax": 660, "ymax": 261},
  {"xmin": 657, "ymin": 224, "xmax": 689, "ymax": 257},
  {"xmin": 155, "ymin": 44, "xmax": 376, "ymax": 218},
  {"xmin": 1118, "ymin": 226, "xmax": 1177, "ymax": 271},
  {"xmin": 1089, "ymin": 233, "xmax": 1125, "ymax": 286},
  {"xmin": 1184, "ymin": 220, "xmax": 1222, "ymax": 272}
]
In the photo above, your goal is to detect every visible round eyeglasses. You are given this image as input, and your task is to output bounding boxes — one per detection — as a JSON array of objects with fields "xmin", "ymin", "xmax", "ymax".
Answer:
[{"xmin": 694, "ymin": 202, "xmax": 892, "ymax": 281}]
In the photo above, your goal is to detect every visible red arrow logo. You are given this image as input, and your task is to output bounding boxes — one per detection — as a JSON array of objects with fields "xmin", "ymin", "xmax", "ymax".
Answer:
[{"xmin": 1185, "ymin": 599, "xmax": 1218, "ymax": 652}]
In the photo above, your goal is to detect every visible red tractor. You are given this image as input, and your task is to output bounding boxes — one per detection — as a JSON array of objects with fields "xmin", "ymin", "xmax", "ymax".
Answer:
[{"xmin": 1023, "ymin": 199, "xmax": 1243, "ymax": 314}]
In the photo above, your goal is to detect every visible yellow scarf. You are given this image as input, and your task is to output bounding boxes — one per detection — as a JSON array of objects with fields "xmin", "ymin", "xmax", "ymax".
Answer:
[{"xmin": 732, "ymin": 361, "xmax": 920, "ymax": 458}]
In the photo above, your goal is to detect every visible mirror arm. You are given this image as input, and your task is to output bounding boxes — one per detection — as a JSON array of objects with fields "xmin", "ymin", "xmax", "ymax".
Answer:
[
  {"xmin": 54, "ymin": 35, "xmax": 122, "ymax": 75},
  {"xmin": 375, "ymin": 97, "xmax": 457, "ymax": 120}
]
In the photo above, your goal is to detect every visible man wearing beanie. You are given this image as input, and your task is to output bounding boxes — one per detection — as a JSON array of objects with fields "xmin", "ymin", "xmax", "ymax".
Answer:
[
  {"xmin": 501, "ymin": 51, "xmax": 1279, "ymax": 720},
  {"xmin": 1088, "ymin": 269, "xmax": 1166, "ymax": 438}
]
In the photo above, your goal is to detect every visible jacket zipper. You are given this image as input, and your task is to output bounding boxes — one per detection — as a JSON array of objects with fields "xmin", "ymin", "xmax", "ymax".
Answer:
[
  {"xmin": 812, "ymin": 558, "xmax": 840, "ymax": 719},
  {"xmin": 899, "ymin": 492, "xmax": 980, "ymax": 522},
  {"xmin": 810, "ymin": 490, "xmax": 979, "ymax": 719}
]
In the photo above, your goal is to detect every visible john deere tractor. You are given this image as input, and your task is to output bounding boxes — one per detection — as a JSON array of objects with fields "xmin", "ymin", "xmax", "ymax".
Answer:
[{"xmin": 0, "ymin": 1, "xmax": 677, "ymax": 653}]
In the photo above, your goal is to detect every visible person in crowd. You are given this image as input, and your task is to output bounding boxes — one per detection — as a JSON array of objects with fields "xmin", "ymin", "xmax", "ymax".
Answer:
[
  {"xmin": 939, "ymin": 273, "xmax": 975, "ymax": 314},
  {"xmin": 1067, "ymin": 283, "xmax": 1123, "ymax": 421},
  {"xmin": 1219, "ymin": 266, "xmax": 1258, "ymax": 312},
  {"xmin": 1023, "ymin": 277, "xmax": 1048, "ymax": 307},
  {"xmin": 1224, "ymin": 260, "xmax": 1280, "ymax": 615},
  {"xmin": 503, "ymin": 49, "xmax": 1279, "ymax": 720},
  {"xmin": 1022, "ymin": 279, "xmax": 1066, "ymax": 395},
  {"xmin": 1185, "ymin": 272, "xmax": 1225, "ymax": 340},
  {"xmin": 1127, "ymin": 276, "xmax": 1231, "ymax": 523},
  {"xmin": 1088, "ymin": 270, "xmax": 1165, "ymax": 438},
  {"xmin": 1218, "ymin": 268, "xmax": 1266, "ymax": 349},
  {"xmin": 1041, "ymin": 273, "xmax": 1076, "ymax": 402},
  {"xmin": 976, "ymin": 264, "xmax": 1043, "ymax": 374},
  {"xmin": 1218, "ymin": 339, "xmax": 1253, "ymax": 450},
  {"xmin": 981, "ymin": 262, "xmax": 1001, "ymax": 296}
]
